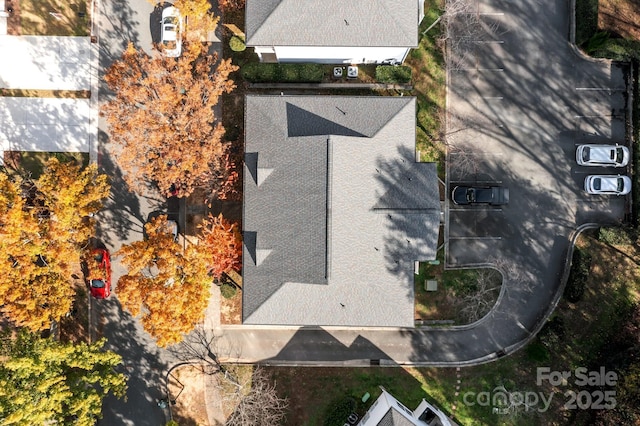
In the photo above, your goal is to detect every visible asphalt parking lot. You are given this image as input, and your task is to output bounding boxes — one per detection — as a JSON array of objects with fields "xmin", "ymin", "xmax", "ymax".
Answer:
[{"xmin": 445, "ymin": 0, "xmax": 629, "ymax": 268}]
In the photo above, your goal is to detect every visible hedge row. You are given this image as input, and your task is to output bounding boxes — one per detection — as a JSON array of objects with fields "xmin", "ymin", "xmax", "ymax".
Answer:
[{"xmin": 241, "ymin": 63, "xmax": 324, "ymax": 83}]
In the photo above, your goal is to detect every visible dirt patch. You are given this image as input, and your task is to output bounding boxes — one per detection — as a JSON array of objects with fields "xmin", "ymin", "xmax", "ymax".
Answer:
[
  {"xmin": 6, "ymin": 0, "xmax": 21, "ymax": 35},
  {"xmin": 0, "ymin": 88, "xmax": 91, "ymax": 98},
  {"xmin": 18, "ymin": 0, "xmax": 89, "ymax": 36},
  {"xmin": 220, "ymin": 287, "xmax": 242, "ymax": 324},
  {"xmin": 598, "ymin": 0, "xmax": 640, "ymax": 40},
  {"xmin": 219, "ymin": 270, "xmax": 242, "ymax": 324},
  {"xmin": 168, "ymin": 365, "xmax": 210, "ymax": 426},
  {"xmin": 58, "ymin": 277, "xmax": 90, "ymax": 343}
]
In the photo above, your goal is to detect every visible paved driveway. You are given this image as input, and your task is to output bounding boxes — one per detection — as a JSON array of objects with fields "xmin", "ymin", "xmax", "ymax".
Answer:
[
  {"xmin": 0, "ymin": 36, "xmax": 96, "ymax": 159},
  {"xmin": 0, "ymin": 36, "xmax": 91, "ymax": 90},
  {"xmin": 0, "ymin": 97, "xmax": 90, "ymax": 153},
  {"xmin": 445, "ymin": 0, "xmax": 628, "ymax": 262}
]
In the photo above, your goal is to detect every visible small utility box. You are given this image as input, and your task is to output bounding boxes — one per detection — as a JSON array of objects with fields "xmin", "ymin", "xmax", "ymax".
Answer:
[
  {"xmin": 333, "ymin": 67, "xmax": 343, "ymax": 78},
  {"xmin": 347, "ymin": 66, "xmax": 358, "ymax": 78},
  {"xmin": 425, "ymin": 280, "xmax": 438, "ymax": 292}
]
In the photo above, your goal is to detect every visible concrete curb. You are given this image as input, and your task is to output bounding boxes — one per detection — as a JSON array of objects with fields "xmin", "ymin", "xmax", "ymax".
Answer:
[{"xmin": 89, "ymin": 0, "xmax": 100, "ymax": 165}]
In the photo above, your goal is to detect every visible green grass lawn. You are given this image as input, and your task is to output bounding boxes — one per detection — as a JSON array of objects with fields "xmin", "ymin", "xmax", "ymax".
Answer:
[
  {"xmin": 3, "ymin": 151, "xmax": 89, "ymax": 179},
  {"xmin": 265, "ymin": 232, "xmax": 640, "ymax": 426},
  {"xmin": 405, "ymin": 0, "xmax": 446, "ymax": 168}
]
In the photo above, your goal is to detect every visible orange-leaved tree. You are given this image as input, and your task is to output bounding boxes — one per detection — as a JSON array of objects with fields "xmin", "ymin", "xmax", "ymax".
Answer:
[
  {"xmin": 218, "ymin": 0, "xmax": 245, "ymax": 12},
  {"xmin": 103, "ymin": 41, "xmax": 238, "ymax": 198},
  {"xmin": 198, "ymin": 213, "xmax": 242, "ymax": 280},
  {"xmin": 174, "ymin": 0, "xmax": 220, "ymax": 47},
  {"xmin": 0, "ymin": 161, "xmax": 110, "ymax": 331},
  {"xmin": 116, "ymin": 216, "xmax": 211, "ymax": 347}
]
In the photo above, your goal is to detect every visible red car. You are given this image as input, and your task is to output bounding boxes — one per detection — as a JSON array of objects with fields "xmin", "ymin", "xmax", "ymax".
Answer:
[{"xmin": 87, "ymin": 248, "xmax": 112, "ymax": 299}]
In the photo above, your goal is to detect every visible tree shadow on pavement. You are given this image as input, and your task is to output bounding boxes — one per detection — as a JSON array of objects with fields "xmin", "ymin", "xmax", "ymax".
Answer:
[
  {"xmin": 95, "ymin": 130, "xmax": 144, "ymax": 248},
  {"xmin": 97, "ymin": 296, "xmax": 176, "ymax": 426}
]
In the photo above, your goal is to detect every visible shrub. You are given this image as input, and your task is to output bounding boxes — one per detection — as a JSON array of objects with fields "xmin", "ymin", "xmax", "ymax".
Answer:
[
  {"xmin": 375, "ymin": 65, "xmax": 412, "ymax": 83},
  {"xmin": 575, "ymin": 0, "xmax": 598, "ymax": 46},
  {"xmin": 526, "ymin": 341, "xmax": 550, "ymax": 362},
  {"xmin": 598, "ymin": 227, "xmax": 633, "ymax": 246},
  {"xmin": 538, "ymin": 316, "xmax": 566, "ymax": 349},
  {"xmin": 218, "ymin": 0, "xmax": 245, "ymax": 12},
  {"xmin": 564, "ymin": 248, "xmax": 591, "ymax": 303},
  {"xmin": 241, "ymin": 63, "xmax": 324, "ymax": 83},
  {"xmin": 220, "ymin": 282, "xmax": 237, "ymax": 299},
  {"xmin": 323, "ymin": 398, "xmax": 356, "ymax": 426},
  {"xmin": 229, "ymin": 36, "xmax": 246, "ymax": 52}
]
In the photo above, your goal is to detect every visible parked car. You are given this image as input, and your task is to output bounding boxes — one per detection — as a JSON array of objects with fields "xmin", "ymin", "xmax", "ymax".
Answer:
[
  {"xmin": 161, "ymin": 6, "xmax": 182, "ymax": 57},
  {"xmin": 452, "ymin": 186, "xmax": 509, "ymax": 205},
  {"xmin": 87, "ymin": 248, "xmax": 112, "ymax": 299},
  {"xmin": 584, "ymin": 175, "xmax": 631, "ymax": 195},
  {"xmin": 576, "ymin": 144, "xmax": 629, "ymax": 167}
]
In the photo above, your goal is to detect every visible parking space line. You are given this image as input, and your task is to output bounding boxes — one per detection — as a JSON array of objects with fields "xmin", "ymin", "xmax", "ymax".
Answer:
[
  {"xmin": 457, "ymin": 68, "xmax": 504, "ymax": 72},
  {"xmin": 448, "ymin": 236, "xmax": 502, "ymax": 240},
  {"xmin": 449, "ymin": 151, "xmax": 504, "ymax": 156},
  {"xmin": 575, "ymin": 87, "xmax": 626, "ymax": 91},
  {"xmin": 449, "ymin": 208, "xmax": 503, "ymax": 212},
  {"xmin": 450, "ymin": 180, "xmax": 503, "ymax": 184}
]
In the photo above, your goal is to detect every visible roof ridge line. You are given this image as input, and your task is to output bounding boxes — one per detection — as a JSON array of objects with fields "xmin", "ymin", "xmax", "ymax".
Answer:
[
  {"xmin": 246, "ymin": 0, "xmax": 286, "ymax": 45},
  {"xmin": 377, "ymin": 0, "xmax": 416, "ymax": 44}
]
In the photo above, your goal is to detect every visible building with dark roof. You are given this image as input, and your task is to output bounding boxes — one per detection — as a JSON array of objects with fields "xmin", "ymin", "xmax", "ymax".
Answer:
[
  {"xmin": 243, "ymin": 96, "xmax": 440, "ymax": 327},
  {"xmin": 246, "ymin": 0, "xmax": 425, "ymax": 64}
]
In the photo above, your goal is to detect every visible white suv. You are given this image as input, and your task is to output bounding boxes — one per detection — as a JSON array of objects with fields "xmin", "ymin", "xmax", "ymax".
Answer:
[{"xmin": 576, "ymin": 144, "xmax": 629, "ymax": 167}]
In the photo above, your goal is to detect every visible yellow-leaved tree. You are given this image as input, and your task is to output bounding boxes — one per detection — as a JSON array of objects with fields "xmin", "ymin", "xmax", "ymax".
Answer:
[
  {"xmin": 103, "ymin": 37, "xmax": 238, "ymax": 198},
  {"xmin": 36, "ymin": 158, "xmax": 110, "ymax": 245},
  {"xmin": 116, "ymin": 216, "xmax": 211, "ymax": 347},
  {"xmin": 173, "ymin": 0, "xmax": 220, "ymax": 47},
  {"xmin": 0, "ymin": 160, "xmax": 110, "ymax": 331},
  {"xmin": 0, "ymin": 331, "xmax": 126, "ymax": 425}
]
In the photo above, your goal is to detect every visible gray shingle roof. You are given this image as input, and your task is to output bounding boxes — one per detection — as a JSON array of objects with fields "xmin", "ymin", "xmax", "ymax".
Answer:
[
  {"xmin": 246, "ymin": 0, "xmax": 420, "ymax": 47},
  {"xmin": 243, "ymin": 96, "xmax": 440, "ymax": 326}
]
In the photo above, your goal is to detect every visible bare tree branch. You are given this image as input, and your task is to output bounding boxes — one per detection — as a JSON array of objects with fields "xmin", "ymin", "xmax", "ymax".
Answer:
[{"xmin": 224, "ymin": 367, "xmax": 288, "ymax": 426}]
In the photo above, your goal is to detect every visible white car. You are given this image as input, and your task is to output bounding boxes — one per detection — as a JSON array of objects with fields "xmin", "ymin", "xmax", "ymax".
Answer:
[
  {"xmin": 576, "ymin": 144, "xmax": 629, "ymax": 167},
  {"xmin": 161, "ymin": 6, "xmax": 182, "ymax": 57},
  {"xmin": 584, "ymin": 175, "xmax": 631, "ymax": 195}
]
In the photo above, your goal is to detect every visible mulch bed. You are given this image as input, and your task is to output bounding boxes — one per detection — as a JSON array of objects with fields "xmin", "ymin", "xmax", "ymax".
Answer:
[
  {"xmin": 5, "ymin": 0, "xmax": 20, "ymax": 35},
  {"xmin": 598, "ymin": 0, "xmax": 640, "ymax": 40}
]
